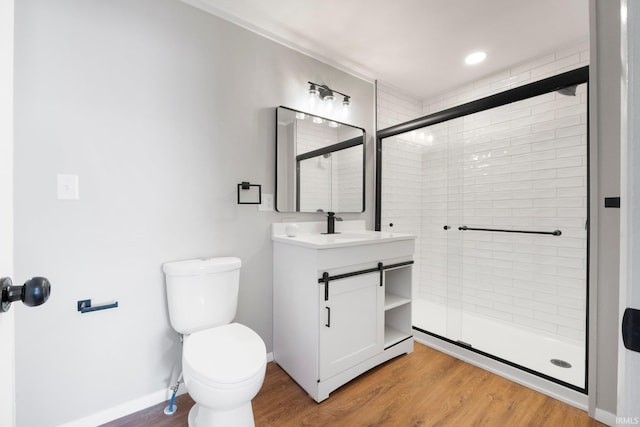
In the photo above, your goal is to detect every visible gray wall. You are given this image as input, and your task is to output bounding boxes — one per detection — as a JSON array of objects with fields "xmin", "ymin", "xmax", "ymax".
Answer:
[
  {"xmin": 13, "ymin": 1, "xmax": 373, "ymax": 425},
  {"xmin": 589, "ymin": 0, "xmax": 620, "ymax": 418}
]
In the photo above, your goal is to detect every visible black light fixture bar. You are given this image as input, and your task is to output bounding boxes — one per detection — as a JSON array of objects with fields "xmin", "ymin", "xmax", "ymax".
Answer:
[{"xmin": 308, "ymin": 81, "xmax": 351, "ymax": 104}]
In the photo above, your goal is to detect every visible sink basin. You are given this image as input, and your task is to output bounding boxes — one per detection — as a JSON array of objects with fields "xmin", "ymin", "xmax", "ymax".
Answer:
[{"xmin": 272, "ymin": 229, "xmax": 414, "ymax": 249}]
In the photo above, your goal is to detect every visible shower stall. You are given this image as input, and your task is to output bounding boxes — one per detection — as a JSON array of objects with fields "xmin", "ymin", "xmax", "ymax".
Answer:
[{"xmin": 376, "ymin": 67, "xmax": 588, "ymax": 390}]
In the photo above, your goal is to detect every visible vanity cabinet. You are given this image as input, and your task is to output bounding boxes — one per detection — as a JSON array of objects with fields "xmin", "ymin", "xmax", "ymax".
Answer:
[{"xmin": 272, "ymin": 222, "xmax": 415, "ymax": 402}]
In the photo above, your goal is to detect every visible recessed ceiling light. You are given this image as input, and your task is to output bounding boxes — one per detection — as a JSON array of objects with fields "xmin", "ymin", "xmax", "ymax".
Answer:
[{"xmin": 465, "ymin": 51, "xmax": 487, "ymax": 65}]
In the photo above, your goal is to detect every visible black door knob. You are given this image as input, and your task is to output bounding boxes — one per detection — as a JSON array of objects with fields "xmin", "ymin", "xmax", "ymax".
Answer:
[{"xmin": 1, "ymin": 276, "xmax": 51, "ymax": 313}]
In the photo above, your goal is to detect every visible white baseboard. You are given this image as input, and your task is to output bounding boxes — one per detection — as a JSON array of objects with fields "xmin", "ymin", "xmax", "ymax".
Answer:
[
  {"xmin": 58, "ymin": 352, "xmax": 275, "ymax": 427},
  {"xmin": 57, "ymin": 388, "xmax": 178, "ymax": 427},
  {"xmin": 594, "ymin": 408, "xmax": 616, "ymax": 426}
]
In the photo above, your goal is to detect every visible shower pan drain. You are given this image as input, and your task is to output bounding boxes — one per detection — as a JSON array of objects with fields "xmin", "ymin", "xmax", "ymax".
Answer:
[{"xmin": 550, "ymin": 359, "xmax": 572, "ymax": 368}]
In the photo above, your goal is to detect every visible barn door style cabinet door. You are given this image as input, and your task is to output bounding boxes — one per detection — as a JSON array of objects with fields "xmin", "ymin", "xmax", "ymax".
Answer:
[{"xmin": 319, "ymin": 271, "xmax": 384, "ymax": 381}]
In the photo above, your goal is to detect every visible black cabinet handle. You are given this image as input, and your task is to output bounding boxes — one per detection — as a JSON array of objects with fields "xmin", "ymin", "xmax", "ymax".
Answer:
[{"xmin": 325, "ymin": 306, "xmax": 331, "ymax": 327}]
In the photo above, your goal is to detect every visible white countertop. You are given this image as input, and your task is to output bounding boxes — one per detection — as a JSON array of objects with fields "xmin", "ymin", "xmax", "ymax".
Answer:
[{"xmin": 272, "ymin": 220, "xmax": 415, "ymax": 249}]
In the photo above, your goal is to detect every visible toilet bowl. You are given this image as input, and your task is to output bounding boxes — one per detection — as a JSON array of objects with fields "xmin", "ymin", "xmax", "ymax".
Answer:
[
  {"xmin": 163, "ymin": 257, "xmax": 267, "ymax": 427},
  {"xmin": 183, "ymin": 323, "xmax": 266, "ymax": 426}
]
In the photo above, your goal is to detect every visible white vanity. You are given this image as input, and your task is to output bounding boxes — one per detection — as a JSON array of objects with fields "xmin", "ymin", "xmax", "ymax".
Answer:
[{"xmin": 272, "ymin": 220, "xmax": 415, "ymax": 402}]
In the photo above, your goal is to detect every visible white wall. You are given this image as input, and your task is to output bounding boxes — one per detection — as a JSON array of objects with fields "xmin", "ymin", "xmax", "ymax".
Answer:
[
  {"xmin": 0, "ymin": 0, "xmax": 16, "ymax": 425},
  {"xmin": 12, "ymin": 1, "xmax": 373, "ymax": 426}
]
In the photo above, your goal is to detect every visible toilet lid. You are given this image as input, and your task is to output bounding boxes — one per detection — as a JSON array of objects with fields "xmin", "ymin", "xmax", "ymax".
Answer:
[{"xmin": 184, "ymin": 323, "xmax": 266, "ymax": 384}]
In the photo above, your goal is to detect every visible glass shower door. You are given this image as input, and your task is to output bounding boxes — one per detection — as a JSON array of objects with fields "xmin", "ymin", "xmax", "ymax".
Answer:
[{"xmin": 379, "ymin": 77, "xmax": 588, "ymax": 390}]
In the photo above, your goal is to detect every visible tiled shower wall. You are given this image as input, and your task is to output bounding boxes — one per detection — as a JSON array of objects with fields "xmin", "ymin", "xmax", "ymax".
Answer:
[
  {"xmin": 378, "ymin": 40, "xmax": 589, "ymax": 341},
  {"xmin": 297, "ymin": 119, "xmax": 336, "ymax": 211},
  {"xmin": 297, "ymin": 119, "xmax": 362, "ymax": 212},
  {"xmin": 334, "ymin": 126, "xmax": 365, "ymax": 212}
]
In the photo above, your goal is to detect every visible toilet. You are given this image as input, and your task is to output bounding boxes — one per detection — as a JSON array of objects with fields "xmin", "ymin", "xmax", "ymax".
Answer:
[{"xmin": 163, "ymin": 257, "xmax": 266, "ymax": 427}]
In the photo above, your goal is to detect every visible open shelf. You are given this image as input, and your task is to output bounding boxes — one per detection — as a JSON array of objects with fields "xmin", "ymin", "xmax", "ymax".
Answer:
[
  {"xmin": 383, "ymin": 263, "xmax": 413, "ymax": 350},
  {"xmin": 385, "ymin": 292, "xmax": 411, "ymax": 311},
  {"xmin": 384, "ymin": 325, "xmax": 411, "ymax": 348}
]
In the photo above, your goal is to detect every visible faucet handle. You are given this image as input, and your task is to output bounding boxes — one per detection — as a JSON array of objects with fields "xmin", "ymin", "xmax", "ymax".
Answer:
[{"xmin": 327, "ymin": 212, "xmax": 342, "ymax": 221}]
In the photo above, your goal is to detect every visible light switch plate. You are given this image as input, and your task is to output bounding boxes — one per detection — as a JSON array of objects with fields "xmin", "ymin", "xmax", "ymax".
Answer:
[
  {"xmin": 258, "ymin": 194, "xmax": 274, "ymax": 211},
  {"xmin": 57, "ymin": 174, "xmax": 79, "ymax": 200}
]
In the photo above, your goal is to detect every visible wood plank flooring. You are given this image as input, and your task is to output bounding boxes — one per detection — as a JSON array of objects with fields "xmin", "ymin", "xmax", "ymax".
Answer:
[{"xmin": 102, "ymin": 343, "xmax": 604, "ymax": 427}]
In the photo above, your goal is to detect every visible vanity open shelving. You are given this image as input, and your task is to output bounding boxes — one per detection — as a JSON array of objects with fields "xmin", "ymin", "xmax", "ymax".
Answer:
[
  {"xmin": 272, "ymin": 220, "xmax": 416, "ymax": 402},
  {"xmin": 384, "ymin": 265, "xmax": 412, "ymax": 349}
]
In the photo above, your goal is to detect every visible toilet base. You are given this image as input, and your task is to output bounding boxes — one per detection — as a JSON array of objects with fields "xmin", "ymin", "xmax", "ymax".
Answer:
[{"xmin": 188, "ymin": 402, "xmax": 256, "ymax": 427}]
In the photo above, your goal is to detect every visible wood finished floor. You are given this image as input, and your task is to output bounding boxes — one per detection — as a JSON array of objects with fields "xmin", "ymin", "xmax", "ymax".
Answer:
[{"xmin": 101, "ymin": 343, "xmax": 604, "ymax": 427}]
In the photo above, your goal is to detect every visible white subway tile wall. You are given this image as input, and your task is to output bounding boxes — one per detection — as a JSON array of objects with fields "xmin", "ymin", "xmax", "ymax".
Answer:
[
  {"xmin": 297, "ymin": 119, "xmax": 362, "ymax": 212},
  {"xmin": 378, "ymin": 41, "xmax": 588, "ymax": 343},
  {"xmin": 334, "ymin": 126, "xmax": 365, "ymax": 212},
  {"xmin": 297, "ymin": 118, "xmax": 335, "ymax": 211}
]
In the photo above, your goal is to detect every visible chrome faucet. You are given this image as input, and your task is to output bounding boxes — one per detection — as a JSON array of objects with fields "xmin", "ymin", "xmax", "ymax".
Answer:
[{"xmin": 325, "ymin": 212, "xmax": 342, "ymax": 234}]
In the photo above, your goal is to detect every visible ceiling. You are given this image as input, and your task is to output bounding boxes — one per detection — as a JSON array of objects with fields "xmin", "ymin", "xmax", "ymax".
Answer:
[{"xmin": 182, "ymin": 0, "xmax": 589, "ymax": 100}]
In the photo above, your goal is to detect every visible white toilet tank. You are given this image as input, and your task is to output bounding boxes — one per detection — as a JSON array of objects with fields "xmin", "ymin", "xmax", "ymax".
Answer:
[{"xmin": 163, "ymin": 257, "xmax": 241, "ymax": 335}]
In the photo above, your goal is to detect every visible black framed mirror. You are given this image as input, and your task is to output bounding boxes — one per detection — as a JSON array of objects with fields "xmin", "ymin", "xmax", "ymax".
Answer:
[{"xmin": 275, "ymin": 106, "xmax": 365, "ymax": 213}]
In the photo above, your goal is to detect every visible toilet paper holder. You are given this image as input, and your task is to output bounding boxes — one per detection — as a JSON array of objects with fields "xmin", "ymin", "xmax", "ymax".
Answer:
[{"xmin": 77, "ymin": 299, "xmax": 118, "ymax": 313}]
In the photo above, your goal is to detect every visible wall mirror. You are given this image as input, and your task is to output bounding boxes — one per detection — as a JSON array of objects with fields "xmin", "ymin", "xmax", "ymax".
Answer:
[{"xmin": 276, "ymin": 106, "xmax": 365, "ymax": 213}]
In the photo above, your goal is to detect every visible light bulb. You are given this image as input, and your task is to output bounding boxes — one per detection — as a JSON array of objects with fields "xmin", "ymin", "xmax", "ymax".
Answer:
[
  {"xmin": 322, "ymin": 88, "xmax": 335, "ymax": 114},
  {"xmin": 308, "ymin": 84, "xmax": 318, "ymax": 107},
  {"xmin": 325, "ymin": 99, "xmax": 334, "ymax": 113},
  {"xmin": 464, "ymin": 51, "xmax": 487, "ymax": 65}
]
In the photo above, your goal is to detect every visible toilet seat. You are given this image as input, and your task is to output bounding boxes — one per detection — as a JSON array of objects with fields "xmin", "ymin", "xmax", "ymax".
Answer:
[{"xmin": 184, "ymin": 323, "xmax": 266, "ymax": 387}]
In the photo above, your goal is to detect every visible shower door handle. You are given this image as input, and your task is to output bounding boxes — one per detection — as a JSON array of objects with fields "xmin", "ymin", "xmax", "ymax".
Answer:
[{"xmin": 443, "ymin": 225, "xmax": 450, "ymax": 230}]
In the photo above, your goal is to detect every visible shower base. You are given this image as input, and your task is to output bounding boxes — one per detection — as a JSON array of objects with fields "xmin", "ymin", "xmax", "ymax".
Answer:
[{"xmin": 412, "ymin": 298, "xmax": 585, "ymax": 388}]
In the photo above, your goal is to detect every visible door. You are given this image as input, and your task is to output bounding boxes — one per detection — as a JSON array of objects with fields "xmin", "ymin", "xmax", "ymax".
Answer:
[
  {"xmin": 319, "ymin": 272, "xmax": 384, "ymax": 381},
  {"xmin": 0, "ymin": 0, "xmax": 15, "ymax": 425},
  {"xmin": 619, "ymin": 0, "xmax": 640, "ymax": 417}
]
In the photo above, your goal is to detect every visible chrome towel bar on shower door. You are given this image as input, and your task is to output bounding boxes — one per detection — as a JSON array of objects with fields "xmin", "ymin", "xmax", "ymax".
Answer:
[{"xmin": 457, "ymin": 225, "xmax": 562, "ymax": 236}]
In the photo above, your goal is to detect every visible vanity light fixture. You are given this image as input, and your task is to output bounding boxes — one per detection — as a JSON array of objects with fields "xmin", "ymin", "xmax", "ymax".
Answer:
[{"xmin": 308, "ymin": 81, "xmax": 352, "ymax": 111}]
